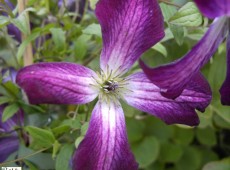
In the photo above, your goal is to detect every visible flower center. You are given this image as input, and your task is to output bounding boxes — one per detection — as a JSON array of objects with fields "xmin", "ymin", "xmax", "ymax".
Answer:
[
  {"xmin": 102, "ymin": 79, "xmax": 119, "ymax": 93},
  {"xmin": 91, "ymin": 66, "xmax": 130, "ymax": 102}
]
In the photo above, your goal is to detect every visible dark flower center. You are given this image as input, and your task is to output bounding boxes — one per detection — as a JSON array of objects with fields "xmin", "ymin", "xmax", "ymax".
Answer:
[{"xmin": 103, "ymin": 80, "xmax": 119, "ymax": 93}]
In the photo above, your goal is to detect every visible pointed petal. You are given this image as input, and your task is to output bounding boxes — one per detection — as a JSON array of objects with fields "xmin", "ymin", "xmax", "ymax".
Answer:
[
  {"xmin": 0, "ymin": 136, "xmax": 19, "ymax": 162},
  {"xmin": 16, "ymin": 62, "xmax": 99, "ymax": 105},
  {"xmin": 220, "ymin": 33, "xmax": 230, "ymax": 105},
  {"xmin": 123, "ymin": 72, "xmax": 212, "ymax": 126},
  {"xmin": 194, "ymin": 0, "xmax": 230, "ymax": 18},
  {"xmin": 96, "ymin": 0, "xmax": 164, "ymax": 74},
  {"xmin": 140, "ymin": 17, "xmax": 228, "ymax": 99},
  {"xmin": 72, "ymin": 101, "xmax": 138, "ymax": 170}
]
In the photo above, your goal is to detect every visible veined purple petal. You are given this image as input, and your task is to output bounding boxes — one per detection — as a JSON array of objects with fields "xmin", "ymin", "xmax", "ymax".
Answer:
[
  {"xmin": 0, "ymin": 136, "xmax": 19, "ymax": 162},
  {"xmin": 123, "ymin": 72, "xmax": 212, "ymax": 126},
  {"xmin": 220, "ymin": 32, "xmax": 230, "ymax": 105},
  {"xmin": 16, "ymin": 62, "xmax": 99, "ymax": 105},
  {"xmin": 96, "ymin": 0, "xmax": 164, "ymax": 75},
  {"xmin": 140, "ymin": 17, "xmax": 228, "ymax": 99},
  {"xmin": 72, "ymin": 101, "xmax": 138, "ymax": 170},
  {"xmin": 194, "ymin": 0, "xmax": 230, "ymax": 18}
]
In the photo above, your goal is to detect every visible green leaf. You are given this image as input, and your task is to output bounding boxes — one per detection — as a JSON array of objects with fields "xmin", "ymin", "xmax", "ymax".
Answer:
[
  {"xmin": 55, "ymin": 144, "xmax": 74, "ymax": 170},
  {"xmin": 0, "ymin": 16, "xmax": 10, "ymax": 28},
  {"xmin": 52, "ymin": 140, "xmax": 61, "ymax": 158},
  {"xmin": 2, "ymin": 103, "xmax": 19, "ymax": 122},
  {"xmin": 169, "ymin": 2, "xmax": 202, "ymax": 27},
  {"xmin": 126, "ymin": 118, "xmax": 145, "ymax": 143},
  {"xmin": 203, "ymin": 158, "xmax": 230, "ymax": 170},
  {"xmin": 169, "ymin": 24, "xmax": 185, "ymax": 45},
  {"xmin": 187, "ymin": 27, "xmax": 207, "ymax": 41},
  {"xmin": 73, "ymin": 34, "xmax": 91, "ymax": 59},
  {"xmin": 80, "ymin": 122, "xmax": 89, "ymax": 136},
  {"xmin": 10, "ymin": 13, "xmax": 29, "ymax": 35},
  {"xmin": 24, "ymin": 160, "xmax": 39, "ymax": 170},
  {"xmin": 196, "ymin": 127, "xmax": 217, "ymax": 146},
  {"xmin": 132, "ymin": 136, "xmax": 160, "ymax": 168},
  {"xmin": 160, "ymin": 3, "xmax": 177, "ymax": 21},
  {"xmin": 82, "ymin": 23, "xmax": 102, "ymax": 37},
  {"xmin": 159, "ymin": 142, "xmax": 183, "ymax": 163},
  {"xmin": 145, "ymin": 117, "xmax": 174, "ymax": 142},
  {"xmin": 176, "ymin": 146, "xmax": 202, "ymax": 170},
  {"xmin": 52, "ymin": 125, "xmax": 71, "ymax": 138},
  {"xmin": 50, "ymin": 28, "xmax": 66, "ymax": 51},
  {"xmin": 152, "ymin": 43, "xmax": 168, "ymax": 57},
  {"xmin": 212, "ymin": 102, "xmax": 230, "ymax": 124},
  {"xmin": 3, "ymin": 81, "xmax": 19, "ymax": 97},
  {"xmin": 61, "ymin": 119, "xmax": 81, "ymax": 129},
  {"xmin": 213, "ymin": 114, "xmax": 230, "ymax": 129},
  {"xmin": 75, "ymin": 136, "xmax": 84, "ymax": 148},
  {"xmin": 200, "ymin": 148, "xmax": 218, "ymax": 165},
  {"xmin": 0, "ymin": 96, "xmax": 11, "ymax": 105},
  {"xmin": 89, "ymin": 0, "xmax": 98, "ymax": 9},
  {"xmin": 26, "ymin": 126, "xmax": 56, "ymax": 148},
  {"xmin": 173, "ymin": 126, "xmax": 194, "ymax": 145}
]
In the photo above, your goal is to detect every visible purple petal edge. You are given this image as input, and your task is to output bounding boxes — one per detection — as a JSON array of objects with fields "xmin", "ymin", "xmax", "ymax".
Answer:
[
  {"xmin": 220, "ymin": 32, "xmax": 230, "ymax": 105},
  {"xmin": 123, "ymin": 72, "xmax": 211, "ymax": 126},
  {"xmin": 194, "ymin": 0, "xmax": 230, "ymax": 18},
  {"xmin": 16, "ymin": 62, "xmax": 98, "ymax": 105},
  {"xmin": 140, "ymin": 17, "xmax": 228, "ymax": 99},
  {"xmin": 0, "ymin": 137, "xmax": 19, "ymax": 163},
  {"xmin": 72, "ymin": 101, "xmax": 138, "ymax": 170},
  {"xmin": 96, "ymin": 0, "xmax": 164, "ymax": 75}
]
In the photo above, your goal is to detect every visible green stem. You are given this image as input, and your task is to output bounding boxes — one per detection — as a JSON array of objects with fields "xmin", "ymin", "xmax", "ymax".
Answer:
[{"xmin": 0, "ymin": 147, "xmax": 49, "ymax": 166}]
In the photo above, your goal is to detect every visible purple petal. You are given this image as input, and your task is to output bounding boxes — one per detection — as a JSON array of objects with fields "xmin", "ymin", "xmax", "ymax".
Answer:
[
  {"xmin": 220, "ymin": 33, "xmax": 230, "ymax": 105},
  {"xmin": 4, "ymin": 0, "xmax": 14, "ymax": 10},
  {"xmin": 0, "ymin": 136, "xmax": 19, "ymax": 162},
  {"xmin": 7, "ymin": 24, "xmax": 21, "ymax": 42},
  {"xmin": 16, "ymin": 62, "xmax": 99, "ymax": 105},
  {"xmin": 123, "ymin": 72, "xmax": 212, "ymax": 126},
  {"xmin": 1, "ymin": 67, "xmax": 17, "ymax": 83},
  {"xmin": 72, "ymin": 101, "xmax": 138, "ymax": 170},
  {"xmin": 140, "ymin": 17, "xmax": 228, "ymax": 99},
  {"xmin": 194, "ymin": 0, "xmax": 230, "ymax": 18},
  {"xmin": 96, "ymin": 0, "xmax": 164, "ymax": 75}
]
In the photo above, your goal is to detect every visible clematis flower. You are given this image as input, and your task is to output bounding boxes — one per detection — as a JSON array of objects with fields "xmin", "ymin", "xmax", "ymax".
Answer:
[
  {"xmin": 16, "ymin": 0, "xmax": 212, "ymax": 169},
  {"xmin": 0, "ymin": 68, "xmax": 24, "ymax": 162},
  {"xmin": 140, "ymin": 0, "xmax": 230, "ymax": 105}
]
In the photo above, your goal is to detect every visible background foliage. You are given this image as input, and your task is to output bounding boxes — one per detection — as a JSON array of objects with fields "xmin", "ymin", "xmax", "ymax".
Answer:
[{"xmin": 0, "ymin": 0, "xmax": 230, "ymax": 169}]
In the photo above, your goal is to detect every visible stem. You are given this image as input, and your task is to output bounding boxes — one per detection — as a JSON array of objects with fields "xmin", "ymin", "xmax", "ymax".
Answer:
[
  {"xmin": 73, "ymin": 105, "xmax": 79, "ymax": 120},
  {"xmin": 0, "ymin": 147, "xmax": 49, "ymax": 166},
  {"xmin": 159, "ymin": 0, "xmax": 181, "ymax": 8},
  {"xmin": 17, "ymin": 0, "xmax": 33, "ymax": 66}
]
